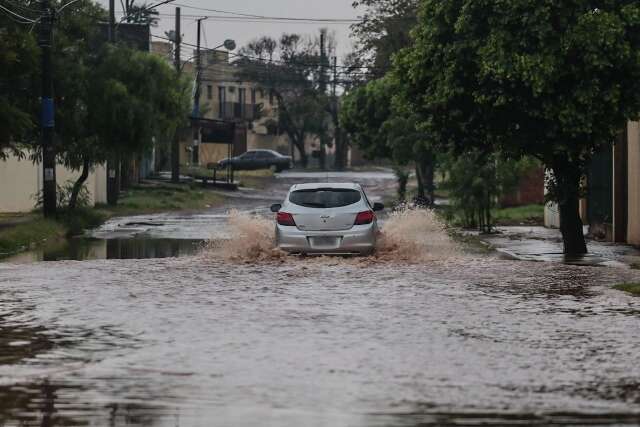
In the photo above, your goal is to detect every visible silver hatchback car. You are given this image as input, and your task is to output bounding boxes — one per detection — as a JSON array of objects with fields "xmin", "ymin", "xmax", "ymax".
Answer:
[{"xmin": 270, "ymin": 183, "xmax": 384, "ymax": 255}]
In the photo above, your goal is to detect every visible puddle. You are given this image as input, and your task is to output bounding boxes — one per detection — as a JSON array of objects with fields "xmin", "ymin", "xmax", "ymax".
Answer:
[{"xmin": 3, "ymin": 238, "xmax": 203, "ymax": 264}]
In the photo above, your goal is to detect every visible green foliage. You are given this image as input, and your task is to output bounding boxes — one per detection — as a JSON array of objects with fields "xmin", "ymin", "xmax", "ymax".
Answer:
[
  {"xmin": 0, "ymin": 218, "xmax": 64, "ymax": 256},
  {"xmin": 350, "ymin": 0, "xmax": 418, "ymax": 72},
  {"xmin": 393, "ymin": 0, "xmax": 640, "ymax": 252},
  {"xmin": 237, "ymin": 33, "xmax": 332, "ymax": 167},
  {"xmin": 392, "ymin": 166, "xmax": 410, "ymax": 201},
  {"xmin": 441, "ymin": 151, "xmax": 538, "ymax": 231},
  {"xmin": 90, "ymin": 45, "xmax": 191, "ymax": 159},
  {"xmin": 34, "ymin": 180, "xmax": 91, "ymax": 210},
  {"xmin": 341, "ymin": 75, "xmax": 426, "ymax": 164},
  {"xmin": 492, "ymin": 204, "xmax": 544, "ymax": 226},
  {"xmin": 613, "ymin": 283, "xmax": 640, "ymax": 296},
  {"xmin": 0, "ymin": 2, "xmax": 39, "ymax": 159},
  {"xmin": 341, "ymin": 75, "xmax": 436, "ymax": 199}
]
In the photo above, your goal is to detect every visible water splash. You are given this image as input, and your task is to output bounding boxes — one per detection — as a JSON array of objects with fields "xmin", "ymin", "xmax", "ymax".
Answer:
[
  {"xmin": 202, "ymin": 207, "xmax": 460, "ymax": 264},
  {"xmin": 374, "ymin": 207, "xmax": 461, "ymax": 263},
  {"xmin": 203, "ymin": 209, "xmax": 286, "ymax": 262}
]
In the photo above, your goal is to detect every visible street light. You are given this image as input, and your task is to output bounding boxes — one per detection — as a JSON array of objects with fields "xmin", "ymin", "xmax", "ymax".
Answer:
[{"xmin": 180, "ymin": 38, "xmax": 236, "ymax": 72}]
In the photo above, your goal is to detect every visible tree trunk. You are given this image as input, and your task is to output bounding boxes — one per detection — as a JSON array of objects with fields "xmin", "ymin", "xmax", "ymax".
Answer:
[
  {"xmin": 291, "ymin": 135, "xmax": 307, "ymax": 168},
  {"xmin": 334, "ymin": 129, "xmax": 347, "ymax": 170},
  {"xmin": 552, "ymin": 159, "xmax": 588, "ymax": 255},
  {"xmin": 107, "ymin": 157, "xmax": 119, "ymax": 206},
  {"xmin": 415, "ymin": 163, "xmax": 425, "ymax": 198},
  {"xmin": 68, "ymin": 159, "xmax": 90, "ymax": 210},
  {"xmin": 171, "ymin": 130, "xmax": 180, "ymax": 183},
  {"xmin": 120, "ymin": 157, "xmax": 132, "ymax": 190},
  {"xmin": 415, "ymin": 152, "xmax": 435, "ymax": 205}
]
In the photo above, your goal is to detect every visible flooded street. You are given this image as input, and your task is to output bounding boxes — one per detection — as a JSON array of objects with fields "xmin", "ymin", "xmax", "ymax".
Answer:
[{"xmin": 2, "ymin": 171, "xmax": 640, "ymax": 426}]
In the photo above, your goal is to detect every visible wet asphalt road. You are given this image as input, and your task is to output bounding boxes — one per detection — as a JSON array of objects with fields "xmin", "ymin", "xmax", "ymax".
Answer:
[{"xmin": 1, "ymin": 171, "xmax": 640, "ymax": 426}]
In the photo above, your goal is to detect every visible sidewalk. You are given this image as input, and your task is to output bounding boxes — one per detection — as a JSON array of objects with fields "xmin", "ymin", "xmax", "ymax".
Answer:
[{"xmin": 471, "ymin": 226, "xmax": 640, "ymax": 268}]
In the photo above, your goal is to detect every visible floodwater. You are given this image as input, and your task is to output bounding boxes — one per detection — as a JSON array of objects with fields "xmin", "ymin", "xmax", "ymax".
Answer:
[{"xmin": 2, "ymin": 171, "xmax": 640, "ymax": 426}]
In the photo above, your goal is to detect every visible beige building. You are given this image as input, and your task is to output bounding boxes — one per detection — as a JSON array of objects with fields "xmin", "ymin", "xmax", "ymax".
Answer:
[
  {"xmin": 181, "ymin": 49, "xmax": 290, "ymax": 168},
  {"xmin": 0, "ymin": 155, "xmax": 107, "ymax": 213}
]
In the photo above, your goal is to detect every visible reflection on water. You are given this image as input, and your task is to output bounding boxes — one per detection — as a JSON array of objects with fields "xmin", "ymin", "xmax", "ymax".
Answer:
[
  {"xmin": 3, "ymin": 238, "xmax": 203, "ymax": 264},
  {"xmin": 1, "ymin": 257, "xmax": 640, "ymax": 426}
]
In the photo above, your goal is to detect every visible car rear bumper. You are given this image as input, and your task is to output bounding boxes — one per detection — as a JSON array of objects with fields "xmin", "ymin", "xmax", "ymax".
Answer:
[{"xmin": 276, "ymin": 223, "xmax": 376, "ymax": 254}]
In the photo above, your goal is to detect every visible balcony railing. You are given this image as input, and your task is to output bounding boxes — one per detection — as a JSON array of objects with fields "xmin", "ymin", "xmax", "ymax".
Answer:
[{"xmin": 218, "ymin": 102, "xmax": 259, "ymax": 121}]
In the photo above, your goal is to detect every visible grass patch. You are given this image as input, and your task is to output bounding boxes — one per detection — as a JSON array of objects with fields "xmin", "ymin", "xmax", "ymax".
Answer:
[
  {"xmin": 0, "ymin": 218, "xmax": 66, "ymax": 256},
  {"xmin": 613, "ymin": 283, "xmax": 640, "ymax": 296},
  {"xmin": 492, "ymin": 204, "xmax": 544, "ymax": 225},
  {"xmin": 439, "ymin": 203, "xmax": 544, "ymax": 228},
  {"xmin": 0, "ymin": 183, "xmax": 226, "ymax": 258},
  {"xmin": 104, "ymin": 183, "xmax": 224, "ymax": 215},
  {"xmin": 448, "ymin": 229, "xmax": 496, "ymax": 254}
]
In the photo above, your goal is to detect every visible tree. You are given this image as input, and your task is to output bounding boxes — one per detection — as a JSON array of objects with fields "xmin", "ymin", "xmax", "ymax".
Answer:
[
  {"xmin": 237, "ymin": 34, "xmax": 331, "ymax": 167},
  {"xmin": 52, "ymin": 0, "xmax": 107, "ymax": 209},
  {"xmin": 350, "ymin": 0, "xmax": 418, "ymax": 74},
  {"xmin": 0, "ymin": 3, "xmax": 39, "ymax": 159},
  {"xmin": 87, "ymin": 45, "xmax": 190, "ymax": 204},
  {"xmin": 394, "ymin": 0, "xmax": 640, "ymax": 254},
  {"xmin": 122, "ymin": 1, "xmax": 159, "ymax": 26},
  {"xmin": 341, "ymin": 75, "xmax": 436, "ymax": 203}
]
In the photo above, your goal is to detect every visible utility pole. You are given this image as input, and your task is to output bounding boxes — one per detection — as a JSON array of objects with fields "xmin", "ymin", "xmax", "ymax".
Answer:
[
  {"xmin": 193, "ymin": 17, "xmax": 205, "ymax": 118},
  {"xmin": 38, "ymin": 0, "xmax": 56, "ymax": 217},
  {"xmin": 190, "ymin": 17, "xmax": 207, "ymax": 167},
  {"xmin": 106, "ymin": 0, "xmax": 118, "ymax": 204},
  {"xmin": 331, "ymin": 56, "xmax": 344, "ymax": 170},
  {"xmin": 318, "ymin": 31, "xmax": 327, "ymax": 170},
  {"xmin": 171, "ymin": 7, "xmax": 181, "ymax": 183},
  {"xmin": 108, "ymin": 0, "xmax": 114, "ymax": 41}
]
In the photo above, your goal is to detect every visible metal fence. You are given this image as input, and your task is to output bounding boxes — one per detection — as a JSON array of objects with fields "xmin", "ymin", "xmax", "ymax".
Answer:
[{"xmin": 218, "ymin": 103, "xmax": 258, "ymax": 121}]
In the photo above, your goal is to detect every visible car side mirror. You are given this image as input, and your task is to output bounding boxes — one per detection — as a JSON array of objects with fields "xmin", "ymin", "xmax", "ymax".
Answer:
[
  {"xmin": 270, "ymin": 204, "xmax": 282, "ymax": 213},
  {"xmin": 373, "ymin": 202, "xmax": 384, "ymax": 212}
]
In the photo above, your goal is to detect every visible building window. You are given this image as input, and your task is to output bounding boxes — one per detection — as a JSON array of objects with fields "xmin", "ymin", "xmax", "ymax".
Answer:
[
  {"xmin": 218, "ymin": 86, "xmax": 226, "ymax": 118},
  {"xmin": 269, "ymin": 89, "xmax": 274, "ymax": 105},
  {"xmin": 207, "ymin": 85, "xmax": 212, "ymax": 100},
  {"xmin": 251, "ymin": 88, "xmax": 256, "ymax": 106}
]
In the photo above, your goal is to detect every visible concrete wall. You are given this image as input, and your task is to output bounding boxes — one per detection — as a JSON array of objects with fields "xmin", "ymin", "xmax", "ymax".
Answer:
[
  {"xmin": 0, "ymin": 155, "xmax": 107, "ymax": 213},
  {"xmin": 247, "ymin": 132, "xmax": 289, "ymax": 155},
  {"xmin": 0, "ymin": 156, "xmax": 39, "ymax": 212},
  {"xmin": 628, "ymin": 121, "xmax": 640, "ymax": 245}
]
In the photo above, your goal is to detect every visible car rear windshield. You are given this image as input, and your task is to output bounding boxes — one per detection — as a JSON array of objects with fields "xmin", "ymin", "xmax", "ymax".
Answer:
[{"xmin": 289, "ymin": 188, "xmax": 361, "ymax": 208}]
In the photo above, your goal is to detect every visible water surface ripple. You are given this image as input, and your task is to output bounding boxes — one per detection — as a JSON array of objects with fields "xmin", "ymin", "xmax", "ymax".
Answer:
[{"xmin": 1, "ymin": 257, "xmax": 640, "ymax": 426}]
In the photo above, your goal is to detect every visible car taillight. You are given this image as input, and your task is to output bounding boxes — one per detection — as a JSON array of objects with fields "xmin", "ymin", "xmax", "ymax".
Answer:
[
  {"xmin": 276, "ymin": 211, "xmax": 296, "ymax": 226},
  {"xmin": 354, "ymin": 210, "xmax": 375, "ymax": 225}
]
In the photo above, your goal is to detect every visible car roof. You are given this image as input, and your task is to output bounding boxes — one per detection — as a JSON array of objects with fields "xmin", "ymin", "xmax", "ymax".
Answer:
[
  {"xmin": 248, "ymin": 149, "xmax": 279, "ymax": 154},
  {"xmin": 290, "ymin": 182, "xmax": 362, "ymax": 191}
]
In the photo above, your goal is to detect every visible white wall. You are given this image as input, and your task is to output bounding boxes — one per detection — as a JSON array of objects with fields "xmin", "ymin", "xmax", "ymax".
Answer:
[{"xmin": 0, "ymin": 155, "xmax": 107, "ymax": 213}]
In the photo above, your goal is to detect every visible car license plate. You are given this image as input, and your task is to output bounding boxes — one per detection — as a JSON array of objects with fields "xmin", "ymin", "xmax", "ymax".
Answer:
[{"xmin": 310, "ymin": 236, "xmax": 339, "ymax": 248}]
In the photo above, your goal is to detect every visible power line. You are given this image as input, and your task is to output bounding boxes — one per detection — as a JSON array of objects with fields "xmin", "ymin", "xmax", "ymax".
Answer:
[
  {"xmin": 0, "ymin": 2, "xmax": 37, "ymax": 23},
  {"xmin": 152, "ymin": 33, "xmax": 387, "ymax": 72},
  {"xmin": 57, "ymin": 0, "xmax": 84, "ymax": 13},
  {"xmin": 171, "ymin": 3, "xmax": 360, "ymax": 22},
  {"xmin": 1, "ymin": 0, "xmax": 40, "ymax": 14},
  {"xmin": 154, "ymin": 13, "xmax": 356, "ymax": 25}
]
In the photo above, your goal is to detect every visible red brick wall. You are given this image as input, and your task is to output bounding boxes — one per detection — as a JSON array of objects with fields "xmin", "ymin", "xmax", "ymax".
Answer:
[{"xmin": 500, "ymin": 166, "xmax": 545, "ymax": 207}]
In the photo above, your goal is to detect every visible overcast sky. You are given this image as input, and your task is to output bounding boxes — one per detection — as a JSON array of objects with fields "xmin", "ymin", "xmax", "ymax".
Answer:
[{"xmin": 97, "ymin": 0, "xmax": 362, "ymax": 63}]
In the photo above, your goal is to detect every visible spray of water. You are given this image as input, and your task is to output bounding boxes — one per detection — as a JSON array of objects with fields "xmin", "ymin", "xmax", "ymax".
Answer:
[
  {"xmin": 202, "ymin": 207, "xmax": 460, "ymax": 264},
  {"xmin": 374, "ymin": 207, "xmax": 461, "ymax": 263},
  {"xmin": 203, "ymin": 209, "xmax": 286, "ymax": 262}
]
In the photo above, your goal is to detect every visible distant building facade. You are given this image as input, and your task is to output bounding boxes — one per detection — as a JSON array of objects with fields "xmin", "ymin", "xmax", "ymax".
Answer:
[{"xmin": 179, "ymin": 49, "xmax": 290, "ymax": 168}]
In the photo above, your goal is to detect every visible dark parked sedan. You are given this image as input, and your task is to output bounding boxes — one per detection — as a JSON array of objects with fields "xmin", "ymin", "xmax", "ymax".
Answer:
[{"xmin": 218, "ymin": 149, "xmax": 292, "ymax": 172}]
